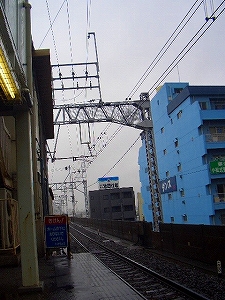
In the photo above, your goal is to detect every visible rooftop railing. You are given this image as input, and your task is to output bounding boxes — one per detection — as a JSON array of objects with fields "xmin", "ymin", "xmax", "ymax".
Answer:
[
  {"xmin": 214, "ymin": 193, "xmax": 225, "ymax": 203},
  {"xmin": 206, "ymin": 133, "xmax": 225, "ymax": 143}
]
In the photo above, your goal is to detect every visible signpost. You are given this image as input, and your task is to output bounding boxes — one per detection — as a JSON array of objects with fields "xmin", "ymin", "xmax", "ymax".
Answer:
[{"xmin": 45, "ymin": 215, "xmax": 70, "ymax": 258}]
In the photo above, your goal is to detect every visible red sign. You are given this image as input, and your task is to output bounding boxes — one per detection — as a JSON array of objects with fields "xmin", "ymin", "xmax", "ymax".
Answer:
[{"xmin": 45, "ymin": 215, "xmax": 67, "ymax": 225}]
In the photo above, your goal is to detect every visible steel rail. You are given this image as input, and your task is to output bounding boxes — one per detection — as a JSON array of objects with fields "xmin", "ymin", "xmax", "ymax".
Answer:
[{"xmin": 69, "ymin": 224, "xmax": 210, "ymax": 300}]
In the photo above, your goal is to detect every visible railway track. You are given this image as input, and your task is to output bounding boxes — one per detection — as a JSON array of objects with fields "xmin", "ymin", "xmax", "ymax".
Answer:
[{"xmin": 69, "ymin": 223, "xmax": 210, "ymax": 300}]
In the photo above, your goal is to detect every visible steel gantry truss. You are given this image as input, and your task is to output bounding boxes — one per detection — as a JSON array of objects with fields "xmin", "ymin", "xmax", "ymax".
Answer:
[
  {"xmin": 53, "ymin": 93, "xmax": 163, "ymax": 231},
  {"xmin": 50, "ymin": 33, "xmax": 162, "ymax": 229},
  {"xmin": 54, "ymin": 99, "xmax": 149, "ymax": 128}
]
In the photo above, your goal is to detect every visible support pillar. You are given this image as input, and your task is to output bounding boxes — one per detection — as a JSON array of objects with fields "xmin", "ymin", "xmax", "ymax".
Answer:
[{"xmin": 16, "ymin": 111, "xmax": 41, "ymax": 289}]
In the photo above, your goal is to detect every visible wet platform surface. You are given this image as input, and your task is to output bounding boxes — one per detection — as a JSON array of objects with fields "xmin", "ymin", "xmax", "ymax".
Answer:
[
  {"xmin": 47, "ymin": 252, "xmax": 144, "ymax": 299},
  {"xmin": 0, "ymin": 252, "xmax": 144, "ymax": 299}
]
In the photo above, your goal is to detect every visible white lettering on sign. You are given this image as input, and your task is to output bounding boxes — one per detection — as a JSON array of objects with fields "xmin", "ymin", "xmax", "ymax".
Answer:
[{"xmin": 162, "ymin": 180, "xmax": 171, "ymax": 193}]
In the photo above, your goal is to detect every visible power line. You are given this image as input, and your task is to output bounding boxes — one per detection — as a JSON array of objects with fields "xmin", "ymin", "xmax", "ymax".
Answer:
[
  {"xmin": 148, "ymin": 1, "xmax": 225, "ymax": 96},
  {"xmin": 39, "ymin": 0, "xmax": 66, "ymax": 48},
  {"xmin": 89, "ymin": 0, "xmax": 204, "ymax": 161},
  {"xmin": 87, "ymin": 134, "xmax": 140, "ymax": 188},
  {"xmin": 94, "ymin": 0, "xmax": 224, "ymax": 154},
  {"xmin": 127, "ymin": 0, "xmax": 204, "ymax": 99},
  {"xmin": 96, "ymin": 1, "xmax": 225, "ymax": 183}
]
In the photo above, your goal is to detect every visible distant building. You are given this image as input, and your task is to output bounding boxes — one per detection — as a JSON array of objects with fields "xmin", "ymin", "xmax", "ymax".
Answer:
[
  {"xmin": 139, "ymin": 82, "xmax": 225, "ymax": 225},
  {"xmin": 89, "ymin": 187, "xmax": 136, "ymax": 221},
  {"xmin": 136, "ymin": 192, "xmax": 144, "ymax": 221}
]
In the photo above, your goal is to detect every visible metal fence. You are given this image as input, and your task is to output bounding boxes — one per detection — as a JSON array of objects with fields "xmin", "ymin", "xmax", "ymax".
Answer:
[
  {"xmin": 73, "ymin": 217, "xmax": 225, "ymax": 267},
  {"xmin": 159, "ymin": 223, "xmax": 225, "ymax": 266}
]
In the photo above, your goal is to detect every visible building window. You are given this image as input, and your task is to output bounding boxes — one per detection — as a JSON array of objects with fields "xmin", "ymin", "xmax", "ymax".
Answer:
[
  {"xmin": 174, "ymin": 138, "xmax": 178, "ymax": 148},
  {"xmin": 103, "ymin": 195, "xmax": 109, "ymax": 200},
  {"xmin": 215, "ymin": 102, "xmax": 225, "ymax": 110},
  {"xmin": 180, "ymin": 188, "xmax": 185, "ymax": 197},
  {"xmin": 168, "ymin": 193, "xmax": 172, "ymax": 200},
  {"xmin": 206, "ymin": 184, "xmax": 211, "ymax": 196},
  {"xmin": 170, "ymin": 118, "xmax": 173, "ymax": 124},
  {"xmin": 182, "ymin": 214, "xmax": 188, "ymax": 222},
  {"xmin": 202, "ymin": 155, "xmax": 208, "ymax": 165},
  {"xmin": 112, "ymin": 206, "xmax": 121, "ymax": 212},
  {"xmin": 198, "ymin": 125, "xmax": 203, "ymax": 135},
  {"xmin": 124, "ymin": 205, "xmax": 133, "ymax": 211},
  {"xmin": 209, "ymin": 126, "xmax": 225, "ymax": 134},
  {"xmin": 163, "ymin": 149, "xmax": 167, "ymax": 155},
  {"xmin": 171, "ymin": 216, "xmax": 174, "ymax": 223},
  {"xmin": 161, "ymin": 127, "xmax": 165, "ymax": 133},
  {"xmin": 177, "ymin": 110, "xmax": 182, "ymax": 119},
  {"xmin": 122, "ymin": 191, "xmax": 132, "ymax": 198},
  {"xmin": 199, "ymin": 102, "xmax": 207, "ymax": 110},
  {"xmin": 104, "ymin": 207, "xmax": 110, "ymax": 213},
  {"xmin": 212, "ymin": 155, "xmax": 225, "ymax": 161},
  {"xmin": 166, "ymin": 171, "xmax": 170, "ymax": 177},
  {"xmin": 210, "ymin": 98, "xmax": 225, "ymax": 110},
  {"xmin": 177, "ymin": 162, "xmax": 182, "ymax": 172},
  {"xmin": 110, "ymin": 193, "xmax": 120, "ymax": 200},
  {"xmin": 209, "ymin": 126, "xmax": 225, "ymax": 142},
  {"xmin": 174, "ymin": 88, "xmax": 183, "ymax": 94}
]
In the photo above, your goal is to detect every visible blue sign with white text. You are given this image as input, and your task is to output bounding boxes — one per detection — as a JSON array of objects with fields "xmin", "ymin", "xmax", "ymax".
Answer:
[
  {"xmin": 159, "ymin": 176, "xmax": 177, "ymax": 194},
  {"xmin": 45, "ymin": 215, "xmax": 68, "ymax": 248}
]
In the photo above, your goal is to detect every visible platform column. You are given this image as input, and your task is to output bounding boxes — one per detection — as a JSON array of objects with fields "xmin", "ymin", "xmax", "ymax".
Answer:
[{"xmin": 16, "ymin": 111, "xmax": 40, "ymax": 288}]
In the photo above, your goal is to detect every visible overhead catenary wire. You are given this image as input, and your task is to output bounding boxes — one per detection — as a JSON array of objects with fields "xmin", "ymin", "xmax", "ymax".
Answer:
[
  {"xmin": 89, "ymin": 0, "xmax": 225, "ymax": 183},
  {"xmin": 89, "ymin": 0, "xmax": 205, "ymax": 161},
  {"xmin": 45, "ymin": 0, "xmax": 61, "ymax": 73},
  {"xmin": 148, "ymin": 2, "xmax": 225, "ymax": 96},
  {"xmin": 87, "ymin": 134, "xmax": 141, "ymax": 188},
  {"xmin": 127, "ymin": 0, "xmax": 204, "ymax": 99},
  {"xmin": 46, "ymin": 1, "xmax": 224, "ymax": 198},
  {"xmin": 51, "ymin": 1, "xmax": 204, "ymax": 167},
  {"xmin": 94, "ymin": 0, "xmax": 224, "ymax": 153},
  {"xmin": 39, "ymin": 0, "xmax": 66, "ymax": 49}
]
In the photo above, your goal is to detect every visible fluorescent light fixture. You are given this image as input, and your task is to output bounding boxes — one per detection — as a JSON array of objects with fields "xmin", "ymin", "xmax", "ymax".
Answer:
[{"xmin": 0, "ymin": 47, "xmax": 20, "ymax": 101}]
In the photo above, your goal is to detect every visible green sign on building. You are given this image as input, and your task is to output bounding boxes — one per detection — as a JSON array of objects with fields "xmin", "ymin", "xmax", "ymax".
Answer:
[{"xmin": 210, "ymin": 161, "xmax": 225, "ymax": 174}]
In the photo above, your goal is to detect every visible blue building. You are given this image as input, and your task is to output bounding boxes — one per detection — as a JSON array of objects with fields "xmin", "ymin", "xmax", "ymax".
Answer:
[{"xmin": 138, "ymin": 82, "xmax": 225, "ymax": 225}]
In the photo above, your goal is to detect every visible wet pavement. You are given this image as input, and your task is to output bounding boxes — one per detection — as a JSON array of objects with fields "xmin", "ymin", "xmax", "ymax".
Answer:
[{"xmin": 0, "ymin": 252, "xmax": 144, "ymax": 300}]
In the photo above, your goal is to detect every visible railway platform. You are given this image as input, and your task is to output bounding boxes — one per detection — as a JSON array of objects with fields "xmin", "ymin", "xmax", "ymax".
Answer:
[{"xmin": 0, "ymin": 251, "xmax": 144, "ymax": 300}]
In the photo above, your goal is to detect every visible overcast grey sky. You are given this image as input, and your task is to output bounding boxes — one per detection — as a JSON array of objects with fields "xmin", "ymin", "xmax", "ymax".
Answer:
[{"xmin": 30, "ymin": 1, "xmax": 225, "ymax": 213}]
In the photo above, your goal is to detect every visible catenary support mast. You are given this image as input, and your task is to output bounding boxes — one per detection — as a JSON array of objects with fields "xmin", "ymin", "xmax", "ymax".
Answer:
[
  {"xmin": 139, "ymin": 93, "xmax": 163, "ymax": 231},
  {"xmin": 52, "ymin": 93, "xmax": 163, "ymax": 230}
]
